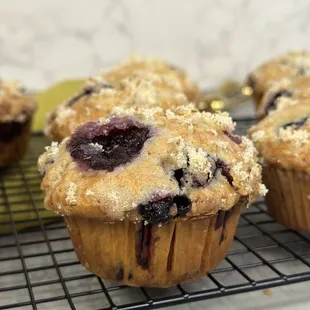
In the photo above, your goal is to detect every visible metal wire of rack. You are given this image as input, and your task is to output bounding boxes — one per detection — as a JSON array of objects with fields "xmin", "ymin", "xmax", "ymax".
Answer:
[{"xmin": 0, "ymin": 119, "xmax": 310, "ymax": 310}]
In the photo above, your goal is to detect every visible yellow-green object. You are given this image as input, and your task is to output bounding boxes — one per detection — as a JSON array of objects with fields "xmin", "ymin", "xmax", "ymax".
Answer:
[{"xmin": 32, "ymin": 79, "xmax": 86, "ymax": 132}]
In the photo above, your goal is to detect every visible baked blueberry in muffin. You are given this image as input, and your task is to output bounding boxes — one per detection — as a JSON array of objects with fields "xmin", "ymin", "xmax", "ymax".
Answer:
[
  {"xmin": 0, "ymin": 80, "xmax": 36, "ymax": 167},
  {"xmin": 45, "ymin": 76, "xmax": 189, "ymax": 141},
  {"xmin": 246, "ymin": 50, "xmax": 310, "ymax": 108}
]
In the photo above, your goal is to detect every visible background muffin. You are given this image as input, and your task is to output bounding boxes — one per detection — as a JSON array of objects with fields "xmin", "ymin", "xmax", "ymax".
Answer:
[
  {"xmin": 246, "ymin": 50, "xmax": 310, "ymax": 108},
  {"xmin": 103, "ymin": 55, "xmax": 200, "ymax": 102},
  {"xmin": 45, "ymin": 76, "xmax": 188, "ymax": 141},
  {"xmin": 249, "ymin": 102, "xmax": 310, "ymax": 231},
  {"xmin": 0, "ymin": 80, "xmax": 36, "ymax": 167},
  {"xmin": 39, "ymin": 103, "xmax": 266, "ymax": 287}
]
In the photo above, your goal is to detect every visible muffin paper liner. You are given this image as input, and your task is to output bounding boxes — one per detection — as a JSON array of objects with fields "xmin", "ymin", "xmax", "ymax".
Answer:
[
  {"xmin": 263, "ymin": 166, "xmax": 310, "ymax": 232},
  {"xmin": 65, "ymin": 203, "xmax": 242, "ymax": 287},
  {"xmin": 0, "ymin": 120, "xmax": 32, "ymax": 167}
]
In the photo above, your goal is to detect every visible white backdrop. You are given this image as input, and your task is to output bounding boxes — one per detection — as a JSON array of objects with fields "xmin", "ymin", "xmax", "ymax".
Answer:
[{"xmin": 0, "ymin": 0, "xmax": 310, "ymax": 89}]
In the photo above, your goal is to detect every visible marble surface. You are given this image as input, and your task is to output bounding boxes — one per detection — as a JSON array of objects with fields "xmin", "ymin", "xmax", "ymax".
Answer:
[{"xmin": 1, "ymin": 0, "xmax": 310, "ymax": 90}]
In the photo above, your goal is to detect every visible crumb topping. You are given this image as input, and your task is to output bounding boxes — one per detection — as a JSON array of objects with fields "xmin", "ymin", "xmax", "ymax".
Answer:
[
  {"xmin": 278, "ymin": 127, "xmax": 309, "ymax": 146},
  {"xmin": 272, "ymin": 97, "xmax": 297, "ymax": 113},
  {"xmin": 85, "ymin": 189, "xmax": 95, "ymax": 196},
  {"xmin": 251, "ymin": 130, "xmax": 265, "ymax": 142},
  {"xmin": 38, "ymin": 142, "xmax": 60, "ymax": 175},
  {"xmin": 66, "ymin": 182, "xmax": 77, "ymax": 206}
]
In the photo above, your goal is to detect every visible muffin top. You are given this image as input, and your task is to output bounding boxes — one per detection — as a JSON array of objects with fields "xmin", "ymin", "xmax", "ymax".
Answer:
[
  {"xmin": 103, "ymin": 55, "xmax": 200, "ymax": 102},
  {"xmin": 247, "ymin": 50, "xmax": 310, "ymax": 103},
  {"xmin": 257, "ymin": 76, "xmax": 310, "ymax": 118},
  {"xmin": 249, "ymin": 102, "xmax": 310, "ymax": 172},
  {"xmin": 0, "ymin": 80, "xmax": 36, "ymax": 122},
  {"xmin": 45, "ymin": 76, "xmax": 189, "ymax": 141},
  {"xmin": 39, "ymin": 103, "xmax": 266, "ymax": 224}
]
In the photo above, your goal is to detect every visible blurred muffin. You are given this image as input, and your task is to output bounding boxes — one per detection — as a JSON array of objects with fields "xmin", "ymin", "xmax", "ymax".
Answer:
[
  {"xmin": 257, "ymin": 76, "xmax": 310, "ymax": 118},
  {"xmin": 39, "ymin": 100, "xmax": 266, "ymax": 287},
  {"xmin": 45, "ymin": 76, "xmax": 188, "ymax": 141},
  {"xmin": 246, "ymin": 50, "xmax": 310, "ymax": 108},
  {"xmin": 103, "ymin": 55, "xmax": 200, "ymax": 102},
  {"xmin": 249, "ymin": 102, "xmax": 310, "ymax": 231},
  {"xmin": 0, "ymin": 80, "xmax": 36, "ymax": 167}
]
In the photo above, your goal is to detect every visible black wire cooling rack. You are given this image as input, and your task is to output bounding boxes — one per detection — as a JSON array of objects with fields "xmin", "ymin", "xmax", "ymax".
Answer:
[{"xmin": 0, "ymin": 118, "xmax": 310, "ymax": 310}]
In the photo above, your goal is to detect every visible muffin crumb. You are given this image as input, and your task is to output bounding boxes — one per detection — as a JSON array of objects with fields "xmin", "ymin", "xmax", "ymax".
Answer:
[
  {"xmin": 66, "ymin": 182, "xmax": 77, "ymax": 205},
  {"xmin": 263, "ymin": 288, "xmax": 273, "ymax": 296}
]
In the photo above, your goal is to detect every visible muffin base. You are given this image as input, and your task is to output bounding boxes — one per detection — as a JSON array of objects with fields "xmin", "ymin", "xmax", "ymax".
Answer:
[
  {"xmin": 0, "ymin": 120, "xmax": 32, "ymax": 167},
  {"xmin": 65, "ymin": 204, "xmax": 242, "ymax": 287},
  {"xmin": 263, "ymin": 166, "xmax": 310, "ymax": 232}
]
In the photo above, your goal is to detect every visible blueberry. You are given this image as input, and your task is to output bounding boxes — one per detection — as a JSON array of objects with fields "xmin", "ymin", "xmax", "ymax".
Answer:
[
  {"xmin": 281, "ymin": 116, "xmax": 308, "ymax": 130},
  {"xmin": 223, "ymin": 130, "xmax": 242, "ymax": 144},
  {"xmin": 264, "ymin": 90, "xmax": 292, "ymax": 115},
  {"xmin": 137, "ymin": 195, "xmax": 192, "ymax": 224},
  {"xmin": 68, "ymin": 117, "xmax": 151, "ymax": 171},
  {"xmin": 216, "ymin": 159, "xmax": 233, "ymax": 186},
  {"xmin": 174, "ymin": 195, "xmax": 191, "ymax": 217},
  {"xmin": 173, "ymin": 168, "xmax": 184, "ymax": 188},
  {"xmin": 172, "ymin": 154, "xmax": 216, "ymax": 189}
]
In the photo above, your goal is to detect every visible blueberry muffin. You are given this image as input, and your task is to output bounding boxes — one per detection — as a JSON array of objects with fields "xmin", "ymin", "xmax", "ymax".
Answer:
[
  {"xmin": 249, "ymin": 103, "xmax": 310, "ymax": 231},
  {"xmin": 0, "ymin": 80, "xmax": 36, "ymax": 167},
  {"xmin": 103, "ymin": 55, "xmax": 200, "ymax": 102},
  {"xmin": 246, "ymin": 50, "xmax": 310, "ymax": 108},
  {"xmin": 39, "ymin": 103, "xmax": 266, "ymax": 287},
  {"xmin": 45, "ymin": 76, "xmax": 188, "ymax": 141},
  {"xmin": 257, "ymin": 76, "xmax": 310, "ymax": 118}
]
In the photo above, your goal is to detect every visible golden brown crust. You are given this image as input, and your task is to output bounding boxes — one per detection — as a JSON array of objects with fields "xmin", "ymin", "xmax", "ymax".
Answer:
[
  {"xmin": 0, "ymin": 80, "xmax": 36, "ymax": 122},
  {"xmin": 103, "ymin": 55, "xmax": 200, "ymax": 102},
  {"xmin": 40, "ymin": 104, "xmax": 266, "ymax": 222},
  {"xmin": 45, "ymin": 77, "xmax": 189, "ymax": 141},
  {"xmin": 257, "ymin": 76, "xmax": 310, "ymax": 118},
  {"xmin": 247, "ymin": 50, "xmax": 310, "ymax": 107},
  {"xmin": 249, "ymin": 102, "xmax": 310, "ymax": 172}
]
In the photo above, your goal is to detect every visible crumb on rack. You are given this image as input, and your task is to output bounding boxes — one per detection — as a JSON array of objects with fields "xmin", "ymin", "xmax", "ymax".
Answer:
[{"xmin": 263, "ymin": 288, "xmax": 273, "ymax": 296}]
